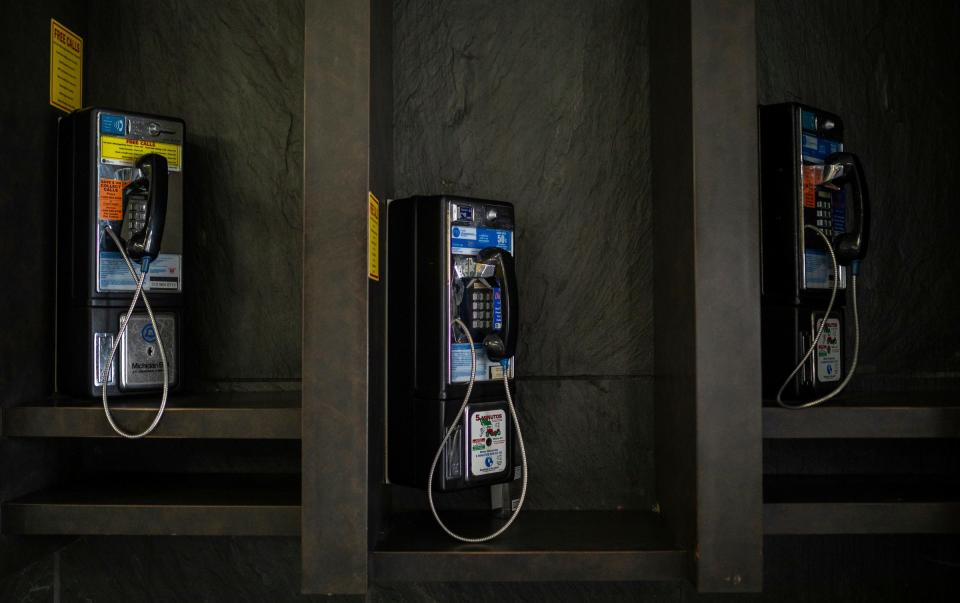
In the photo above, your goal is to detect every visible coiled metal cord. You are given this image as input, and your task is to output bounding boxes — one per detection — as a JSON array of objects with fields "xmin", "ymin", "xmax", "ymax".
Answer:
[
  {"xmin": 101, "ymin": 226, "xmax": 169, "ymax": 438},
  {"xmin": 426, "ymin": 318, "xmax": 528, "ymax": 542},
  {"xmin": 775, "ymin": 225, "xmax": 860, "ymax": 409}
]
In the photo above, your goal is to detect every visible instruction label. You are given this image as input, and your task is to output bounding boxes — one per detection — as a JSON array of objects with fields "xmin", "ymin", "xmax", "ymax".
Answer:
[
  {"xmin": 100, "ymin": 135, "xmax": 182, "ymax": 171},
  {"xmin": 368, "ymin": 192, "xmax": 380, "ymax": 281},
  {"xmin": 802, "ymin": 164, "xmax": 822, "ymax": 209},
  {"xmin": 99, "ymin": 252, "xmax": 181, "ymax": 292},
  {"xmin": 50, "ymin": 19, "xmax": 82, "ymax": 112},
  {"xmin": 452, "ymin": 343, "xmax": 513, "ymax": 383},
  {"xmin": 451, "ymin": 226, "xmax": 512, "ymax": 255},
  {"xmin": 98, "ymin": 178, "xmax": 129, "ymax": 221},
  {"xmin": 469, "ymin": 409, "xmax": 507, "ymax": 477},
  {"xmin": 801, "ymin": 133, "xmax": 842, "ymax": 163},
  {"xmin": 804, "ymin": 249, "xmax": 842, "ymax": 290},
  {"xmin": 815, "ymin": 317, "xmax": 841, "ymax": 382}
]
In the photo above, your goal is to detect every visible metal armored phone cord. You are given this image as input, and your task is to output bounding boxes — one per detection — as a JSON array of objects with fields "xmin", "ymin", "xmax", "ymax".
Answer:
[
  {"xmin": 99, "ymin": 226, "xmax": 169, "ymax": 438},
  {"xmin": 426, "ymin": 318, "xmax": 529, "ymax": 542},
  {"xmin": 775, "ymin": 224, "xmax": 860, "ymax": 409}
]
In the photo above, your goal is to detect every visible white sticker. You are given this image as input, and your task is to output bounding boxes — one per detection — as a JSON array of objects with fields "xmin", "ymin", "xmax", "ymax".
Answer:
[
  {"xmin": 804, "ymin": 249, "xmax": 835, "ymax": 289},
  {"xmin": 452, "ymin": 226, "xmax": 477, "ymax": 240},
  {"xmin": 470, "ymin": 409, "xmax": 507, "ymax": 477},
  {"xmin": 99, "ymin": 252, "xmax": 181, "ymax": 292},
  {"xmin": 815, "ymin": 317, "xmax": 841, "ymax": 382},
  {"xmin": 451, "ymin": 343, "xmax": 513, "ymax": 383}
]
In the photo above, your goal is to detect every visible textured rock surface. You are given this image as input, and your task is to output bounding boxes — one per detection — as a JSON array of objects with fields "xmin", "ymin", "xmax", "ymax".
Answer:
[
  {"xmin": 0, "ymin": 553, "xmax": 54, "ymax": 603},
  {"xmin": 86, "ymin": 0, "xmax": 304, "ymax": 386},
  {"xmin": 394, "ymin": 0, "xmax": 652, "ymax": 379},
  {"xmin": 516, "ymin": 378, "xmax": 655, "ymax": 509},
  {"xmin": 758, "ymin": 0, "xmax": 960, "ymax": 388}
]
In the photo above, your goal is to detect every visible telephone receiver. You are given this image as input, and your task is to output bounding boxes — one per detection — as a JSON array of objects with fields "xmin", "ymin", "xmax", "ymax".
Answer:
[
  {"xmin": 820, "ymin": 151, "xmax": 869, "ymax": 265},
  {"xmin": 120, "ymin": 153, "xmax": 169, "ymax": 263},
  {"xmin": 477, "ymin": 247, "xmax": 518, "ymax": 362}
]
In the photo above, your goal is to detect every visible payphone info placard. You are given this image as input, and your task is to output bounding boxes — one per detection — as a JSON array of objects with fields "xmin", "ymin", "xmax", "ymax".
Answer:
[
  {"xmin": 814, "ymin": 316, "xmax": 841, "ymax": 383},
  {"xmin": 799, "ymin": 112, "xmax": 846, "ymax": 290},
  {"xmin": 469, "ymin": 408, "xmax": 507, "ymax": 477},
  {"xmin": 450, "ymin": 225, "xmax": 514, "ymax": 383},
  {"xmin": 96, "ymin": 111, "xmax": 183, "ymax": 293}
]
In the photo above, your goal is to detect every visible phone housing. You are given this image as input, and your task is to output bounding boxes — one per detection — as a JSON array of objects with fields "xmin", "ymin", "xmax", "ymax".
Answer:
[
  {"xmin": 386, "ymin": 195, "xmax": 518, "ymax": 491},
  {"xmin": 759, "ymin": 103, "xmax": 866, "ymax": 399},
  {"xmin": 56, "ymin": 108, "xmax": 184, "ymax": 397}
]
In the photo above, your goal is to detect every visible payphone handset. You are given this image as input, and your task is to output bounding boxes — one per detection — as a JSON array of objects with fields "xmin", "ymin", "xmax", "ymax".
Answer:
[
  {"xmin": 776, "ymin": 151, "xmax": 870, "ymax": 408},
  {"xmin": 120, "ymin": 154, "xmax": 169, "ymax": 266},
  {"xmin": 475, "ymin": 247, "xmax": 518, "ymax": 361},
  {"xmin": 428, "ymin": 243, "xmax": 528, "ymax": 543},
  {"xmin": 100, "ymin": 153, "xmax": 171, "ymax": 437}
]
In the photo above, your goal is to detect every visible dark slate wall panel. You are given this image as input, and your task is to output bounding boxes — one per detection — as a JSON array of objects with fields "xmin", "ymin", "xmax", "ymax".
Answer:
[
  {"xmin": 0, "ymin": 551, "xmax": 54, "ymax": 603},
  {"xmin": 393, "ymin": 0, "xmax": 652, "ymax": 379},
  {"xmin": 757, "ymin": 0, "xmax": 960, "ymax": 387},
  {"xmin": 85, "ymin": 0, "xmax": 304, "ymax": 386},
  {"xmin": 392, "ymin": 0, "xmax": 652, "ymax": 511},
  {"xmin": 516, "ymin": 378, "xmax": 656, "ymax": 510}
]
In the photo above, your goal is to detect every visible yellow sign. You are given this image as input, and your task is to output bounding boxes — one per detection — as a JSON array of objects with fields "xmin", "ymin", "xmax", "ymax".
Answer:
[
  {"xmin": 368, "ymin": 192, "xmax": 381, "ymax": 281},
  {"xmin": 50, "ymin": 19, "xmax": 82, "ymax": 112},
  {"xmin": 100, "ymin": 135, "xmax": 182, "ymax": 171}
]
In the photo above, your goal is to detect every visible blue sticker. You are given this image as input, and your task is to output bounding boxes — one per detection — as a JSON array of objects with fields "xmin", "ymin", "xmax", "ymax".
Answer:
[
  {"xmin": 458, "ymin": 205, "xmax": 474, "ymax": 221},
  {"xmin": 801, "ymin": 110, "xmax": 817, "ymax": 132},
  {"xmin": 832, "ymin": 192, "xmax": 846, "ymax": 233},
  {"xmin": 451, "ymin": 342, "xmax": 505, "ymax": 382},
  {"xmin": 451, "ymin": 226, "xmax": 512, "ymax": 255},
  {"xmin": 801, "ymin": 134, "xmax": 843, "ymax": 162},
  {"xmin": 100, "ymin": 114, "xmax": 125, "ymax": 135},
  {"xmin": 804, "ymin": 249, "xmax": 835, "ymax": 289},
  {"xmin": 141, "ymin": 324, "xmax": 157, "ymax": 343},
  {"xmin": 493, "ymin": 287, "xmax": 503, "ymax": 330},
  {"xmin": 99, "ymin": 251, "xmax": 181, "ymax": 292}
]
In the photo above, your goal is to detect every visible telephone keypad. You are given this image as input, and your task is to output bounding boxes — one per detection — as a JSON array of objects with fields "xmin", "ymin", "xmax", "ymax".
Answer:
[
  {"xmin": 811, "ymin": 190, "xmax": 837, "ymax": 237},
  {"xmin": 125, "ymin": 197, "xmax": 148, "ymax": 235},
  {"xmin": 467, "ymin": 289, "xmax": 495, "ymax": 331}
]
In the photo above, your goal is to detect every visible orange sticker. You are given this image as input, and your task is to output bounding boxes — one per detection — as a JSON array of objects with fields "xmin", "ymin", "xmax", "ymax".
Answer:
[
  {"xmin": 802, "ymin": 165, "xmax": 823, "ymax": 209},
  {"xmin": 99, "ymin": 178, "xmax": 128, "ymax": 221}
]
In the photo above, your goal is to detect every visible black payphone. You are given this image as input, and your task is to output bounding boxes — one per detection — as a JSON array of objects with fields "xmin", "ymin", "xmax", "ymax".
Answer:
[
  {"xmin": 386, "ymin": 195, "xmax": 527, "ymax": 541},
  {"xmin": 759, "ymin": 103, "xmax": 869, "ymax": 408},
  {"xmin": 57, "ymin": 108, "xmax": 184, "ymax": 436}
]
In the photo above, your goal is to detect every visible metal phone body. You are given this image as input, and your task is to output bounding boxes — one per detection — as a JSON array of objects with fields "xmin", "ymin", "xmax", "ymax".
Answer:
[
  {"xmin": 760, "ymin": 103, "xmax": 848, "ymax": 399},
  {"xmin": 56, "ymin": 108, "xmax": 184, "ymax": 396},
  {"xmin": 386, "ymin": 195, "xmax": 517, "ymax": 491}
]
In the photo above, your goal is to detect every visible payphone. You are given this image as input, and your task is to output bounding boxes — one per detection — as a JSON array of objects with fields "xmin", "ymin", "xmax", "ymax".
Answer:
[
  {"xmin": 387, "ymin": 195, "xmax": 527, "ymax": 541},
  {"xmin": 57, "ymin": 108, "xmax": 184, "ymax": 436},
  {"xmin": 759, "ymin": 103, "xmax": 869, "ymax": 408}
]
